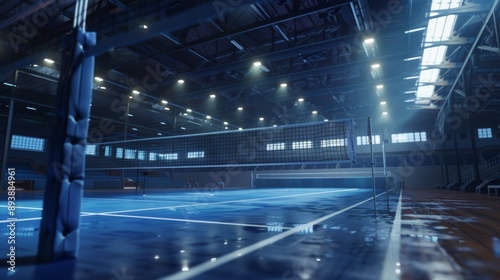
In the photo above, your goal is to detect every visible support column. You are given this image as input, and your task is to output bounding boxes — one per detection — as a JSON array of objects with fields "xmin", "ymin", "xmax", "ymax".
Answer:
[{"xmin": 37, "ymin": 26, "xmax": 96, "ymax": 261}]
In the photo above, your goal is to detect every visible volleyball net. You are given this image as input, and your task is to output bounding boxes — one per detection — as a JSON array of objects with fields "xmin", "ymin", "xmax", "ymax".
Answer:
[{"xmin": 85, "ymin": 119, "xmax": 356, "ymax": 170}]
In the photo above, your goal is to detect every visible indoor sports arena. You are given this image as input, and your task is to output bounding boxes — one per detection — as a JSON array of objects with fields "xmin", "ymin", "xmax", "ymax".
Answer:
[{"xmin": 1, "ymin": 1, "xmax": 500, "ymax": 279}]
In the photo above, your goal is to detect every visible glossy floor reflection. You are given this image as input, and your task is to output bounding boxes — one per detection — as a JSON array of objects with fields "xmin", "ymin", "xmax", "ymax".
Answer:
[
  {"xmin": 4, "ymin": 188, "xmax": 499, "ymax": 279},
  {"xmin": 1, "ymin": 188, "xmax": 401, "ymax": 280}
]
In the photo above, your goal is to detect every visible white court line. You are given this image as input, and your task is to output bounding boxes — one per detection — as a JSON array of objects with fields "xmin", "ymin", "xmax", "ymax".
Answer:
[
  {"xmin": 0, "ymin": 189, "xmax": 359, "ymax": 224},
  {"xmin": 381, "ymin": 190, "xmax": 403, "ymax": 280},
  {"xmin": 160, "ymin": 192, "xmax": 387, "ymax": 280},
  {"xmin": 97, "ymin": 212, "xmax": 295, "ymax": 230},
  {"xmin": 0, "ymin": 205, "xmax": 43, "ymax": 211},
  {"xmin": 102, "ymin": 188, "xmax": 358, "ymax": 215}
]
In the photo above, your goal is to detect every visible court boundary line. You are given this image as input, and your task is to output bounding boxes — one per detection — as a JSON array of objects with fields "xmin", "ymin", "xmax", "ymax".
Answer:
[
  {"xmin": 381, "ymin": 189, "xmax": 402, "ymax": 280},
  {"xmin": 159, "ymin": 191, "xmax": 388, "ymax": 280},
  {"xmin": 96, "ymin": 212, "xmax": 295, "ymax": 230}
]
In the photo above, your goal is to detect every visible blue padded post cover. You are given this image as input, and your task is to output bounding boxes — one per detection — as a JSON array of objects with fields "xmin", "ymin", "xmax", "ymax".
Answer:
[{"xmin": 37, "ymin": 27, "xmax": 95, "ymax": 262}]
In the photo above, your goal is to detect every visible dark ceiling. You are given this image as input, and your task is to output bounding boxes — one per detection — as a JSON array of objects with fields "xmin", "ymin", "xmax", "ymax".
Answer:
[{"xmin": 0, "ymin": 0, "xmax": 499, "ymax": 141}]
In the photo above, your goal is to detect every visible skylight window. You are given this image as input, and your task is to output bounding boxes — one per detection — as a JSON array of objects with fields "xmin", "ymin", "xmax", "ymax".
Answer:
[
  {"xmin": 421, "ymin": 46, "xmax": 447, "ymax": 65},
  {"xmin": 419, "ymin": 69, "xmax": 440, "ymax": 84},
  {"xmin": 430, "ymin": 0, "xmax": 461, "ymax": 11},
  {"xmin": 410, "ymin": 0, "xmax": 462, "ymax": 106}
]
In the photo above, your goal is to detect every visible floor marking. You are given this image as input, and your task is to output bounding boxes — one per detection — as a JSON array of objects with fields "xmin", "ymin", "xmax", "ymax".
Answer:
[
  {"xmin": 381, "ymin": 190, "xmax": 403, "ymax": 280},
  {"xmin": 159, "ymin": 192, "xmax": 386, "ymax": 280},
  {"xmin": 0, "ymin": 188, "xmax": 359, "ymax": 224},
  {"xmin": 102, "ymin": 188, "xmax": 358, "ymax": 215},
  {"xmin": 97, "ymin": 212, "xmax": 295, "ymax": 230}
]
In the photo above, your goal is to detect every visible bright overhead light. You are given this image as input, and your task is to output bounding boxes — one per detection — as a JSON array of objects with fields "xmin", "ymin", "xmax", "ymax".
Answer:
[
  {"xmin": 44, "ymin": 58, "xmax": 54, "ymax": 64},
  {"xmin": 404, "ymin": 90, "xmax": 417, "ymax": 94},
  {"xmin": 158, "ymin": 133, "xmax": 162, "ymax": 136},
  {"xmin": 404, "ymin": 76, "xmax": 420, "ymax": 80},
  {"xmin": 431, "ymin": 0, "xmax": 461, "ymax": 12},
  {"xmin": 404, "ymin": 27, "xmax": 426, "ymax": 34},
  {"xmin": 132, "ymin": 90, "xmax": 140, "ymax": 94},
  {"xmin": 364, "ymin": 38, "xmax": 375, "ymax": 44},
  {"xmin": 31, "ymin": 64, "xmax": 38, "ymax": 67},
  {"xmin": 230, "ymin": 39, "xmax": 244, "ymax": 50},
  {"xmin": 161, "ymin": 100, "xmax": 168, "ymax": 104},
  {"xmin": 225, "ymin": 127, "xmax": 228, "ymax": 130},
  {"xmin": 371, "ymin": 64, "xmax": 380, "ymax": 69},
  {"xmin": 164, "ymin": 107, "xmax": 170, "ymax": 110},
  {"xmin": 273, "ymin": 124, "xmax": 277, "ymax": 127},
  {"xmin": 259, "ymin": 117, "xmax": 264, "ymax": 121},
  {"xmin": 376, "ymin": 84, "xmax": 384, "ymax": 89},
  {"xmin": 253, "ymin": 61, "xmax": 262, "ymax": 66},
  {"xmin": 280, "ymin": 83, "xmax": 287, "ymax": 87},
  {"xmin": 382, "ymin": 112, "xmax": 388, "ymax": 115},
  {"xmin": 98, "ymin": 86, "xmax": 106, "ymax": 90},
  {"xmin": 422, "ymin": 46, "xmax": 447, "ymax": 65},
  {"xmin": 312, "ymin": 110, "xmax": 318, "ymax": 114},
  {"xmin": 210, "ymin": 94, "xmax": 216, "ymax": 98},
  {"xmin": 404, "ymin": 56, "xmax": 422, "ymax": 61},
  {"xmin": 129, "ymin": 96, "xmax": 133, "ymax": 99},
  {"xmin": 206, "ymin": 115, "xmax": 212, "ymax": 119},
  {"xmin": 3, "ymin": 82, "xmax": 16, "ymax": 87},
  {"xmin": 181, "ymin": 127, "xmax": 186, "ymax": 130},
  {"xmin": 128, "ymin": 113, "xmax": 133, "ymax": 117},
  {"xmin": 140, "ymin": 24, "xmax": 148, "ymax": 29},
  {"xmin": 94, "ymin": 77, "xmax": 103, "ymax": 82},
  {"xmin": 132, "ymin": 127, "xmax": 138, "ymax": 131},
  {"xmin": 237, "ymin": 107, "xmax": 243, "ymax": 111},
  {"xmin": 178, "ymin": 79, "xmax": 185, "ymax": 84},
  {"xmin": 160, "ymin": 122, "xmax": 166, "ymax": 125},
  {"xmin": 324, "ymin": 119, "xmax": 328, "ymax": 122},
  {"xmin": 380, "ymin": 101, "xmax": 387, "ymax": 105},
  {"xmin": 238, "ymin": 127, "xmax": 243, "ymax": 130},
  {"xmin": 223, "ymin": 121, "xmax": 228, "ymax": 125},
  {"xmin": 298, "ymin": 98, "xmax": 304, "ymax": 102},
  {"xmin": 26, "ymin": 106, "xmax": 37, "ymax": 111},
  {"xmin": 186, "ymin": 108, "xmax": 192, "ymax": 112}
]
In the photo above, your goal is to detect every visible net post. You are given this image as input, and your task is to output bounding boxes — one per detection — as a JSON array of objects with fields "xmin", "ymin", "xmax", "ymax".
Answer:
[{"xmin": 368, "ymin": 117, "xmax": 377, "ymax": 214}]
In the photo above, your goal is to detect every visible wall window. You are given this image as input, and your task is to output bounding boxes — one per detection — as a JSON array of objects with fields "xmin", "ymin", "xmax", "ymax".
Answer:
[
  {"xmin": 85, "ymin": 144, "xmax": 97, "ymax": 156},
  {"xmin": 104, "ymin": 146, "xmax": 112, "ymax": 157},
  {"xmin": 292, "ymin": 141, "xmax": 313, "ymax": 149},
  {"xmin": 391, "ymin": 132, "xmax": 427, "ymax": 143},
  {"xmin": 137, "ymin": 150, "xmax": 146, "ymax": 160},
  {"xmin": 11, "ymin": 135, "xmax": 45, "ymax": 152},
  {"xmin": 187, "ymin": 151, "xmax": 204, "ymax": 158},
  {"xmin": 356, "ymin": 135, "xmax": 381, "ymax": 145},
  {"xmin": 116, "ymin": 147, "xmax": 123, "ymax": 159},
  {"xmin": 266, "ymin": 143, "xmax": 285, "ymax": 151},
  {"xmin": 320, "ymin": 139, "xmax": 346, "ymax": 147},
  {"xmin": 159, "ymin": 153, "xmax": 178, "ymax": 160},
  {"xmin": 124, "ymin": 149, "xmax": 136, "ymax": 159},
  {"xmin": 149, "ymin": 152, "xmax": 157, "ymax": 161},
  {"xmin": 478, "ymin": 128, "xmax": 492, "ymax": 139}
]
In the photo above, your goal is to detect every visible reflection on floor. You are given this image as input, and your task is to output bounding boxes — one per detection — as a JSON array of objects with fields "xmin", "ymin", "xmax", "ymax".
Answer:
[
  {"xmin": 400, "ymin": 190, "xmax": 500, "ymax": 280},
  {"xmin": 0, "ymin": 188, "xmax": 498, "ymax": 280}
]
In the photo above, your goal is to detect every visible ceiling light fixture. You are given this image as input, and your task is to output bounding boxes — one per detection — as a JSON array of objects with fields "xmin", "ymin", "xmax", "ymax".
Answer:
[
  {"xmin": 132, "ymin": 90, "xmax": 140, "ymax": 94},
  {"xmin": 94, "ymin": 77, "xmax": 103, "ymax": 82},
  {"xmin": 237, "ymin": 107, "xmax": 243, "ymax": 111},
  {"xmin": 178, "ymin": 79, "xmax": 185, "ymax": 84},
  {"xmin": 364, "ymin": 38, "xmax": 375, "ymax": 44},
  {"xmin": 253, "ymin": 61, "xmax": 262, "ymax": 66},
  {"xmin": 161, "ymin": 100, "xmax": 168, "ymax": 104},
  {"xmin": 280, "ymin": 83, "xmax": 287, "ymax": 87},
  {"xmin": 44, "ymin": 58, "xmax": 54, "ymax": 64}
]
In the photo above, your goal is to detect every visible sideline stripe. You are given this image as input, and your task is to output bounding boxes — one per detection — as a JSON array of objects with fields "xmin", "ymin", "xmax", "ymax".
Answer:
[
  {"xmin": 0, "ymin": 188, "xmax": 359, "ymax": 224},
  {"xmin": 103, "ymin": 188, "xmax": 358, "ymax": 215},
  {"xmin": 97, "ymin": 212, "xmax": 295, "ymax": 230},
  {"xmin": 159, "ymin": 192, "xmax": 387, "ymax": 280},
  {"xmin": 381, "ymin": 190, "xmax": 403, "ymax": 280}
]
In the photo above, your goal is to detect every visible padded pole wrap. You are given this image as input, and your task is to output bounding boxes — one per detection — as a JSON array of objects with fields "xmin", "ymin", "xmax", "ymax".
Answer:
[{"xmin": 37, "ymin": 27, "xmax": 95, "ymax": 262}]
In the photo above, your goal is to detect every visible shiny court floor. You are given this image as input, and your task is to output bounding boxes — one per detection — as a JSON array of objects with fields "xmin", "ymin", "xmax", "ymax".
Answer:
[
  {"xmin": 1, "ymin": 188, "xmax": 499, "ymax": 280},
  {"xmin": 1, "ymin": 188, "xmax": 401, "ymax": 280}
]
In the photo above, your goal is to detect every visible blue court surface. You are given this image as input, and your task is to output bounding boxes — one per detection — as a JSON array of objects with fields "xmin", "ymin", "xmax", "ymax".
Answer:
[{"xmin": 0, "ymin": 188, "xmax": 401, "ymax": 280}]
